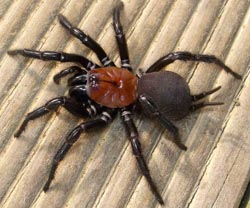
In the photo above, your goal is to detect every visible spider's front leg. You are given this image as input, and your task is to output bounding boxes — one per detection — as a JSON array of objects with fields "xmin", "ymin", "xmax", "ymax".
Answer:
[
  {"xmin": 120, "ymin": 108, "xmax": 164, "ymax": 205},
  {"xmin": 58, "ymin": 14, "xmax": 114, "ymax": 67},
  {"xmin": 113, "ymin": 2, "xmax": 132, "ymax": 71},
  {"xmin": 8, "ymin": 49, "xmax": 99, "ymax": 70},
  {"xmin": 43, "ymin": 108, "xmax": 117, "ymax": 191},
  {"xmin": 15, "ymin": 97, "xmax": 100, "ymax": 137}
]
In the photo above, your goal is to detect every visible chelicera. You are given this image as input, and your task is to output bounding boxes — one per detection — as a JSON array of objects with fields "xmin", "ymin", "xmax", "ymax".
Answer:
[{"xmin": 8, "ymin": 2, "xmax": 242, "ymax": 205}]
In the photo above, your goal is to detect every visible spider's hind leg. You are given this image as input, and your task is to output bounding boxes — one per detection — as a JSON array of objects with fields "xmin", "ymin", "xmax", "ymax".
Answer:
[
  {"xmin": 146, "ymin": 51, "xmax": 242, "ymax": 79},
  {"xmin": 138, "ymin": 95, "xmax": 187, "ymax": 151},
  {"xmin": 120, "ymin": 108, "xmax": 164, "ymax": 205}
]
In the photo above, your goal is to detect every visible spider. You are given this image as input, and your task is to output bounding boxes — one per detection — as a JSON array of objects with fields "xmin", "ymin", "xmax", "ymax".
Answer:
[{"xmin": 8, "ymin": 2, "xmax": 242, "ymax": 205}]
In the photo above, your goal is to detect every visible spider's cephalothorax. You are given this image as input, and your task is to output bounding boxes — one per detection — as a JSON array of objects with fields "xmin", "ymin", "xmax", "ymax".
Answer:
[
  {"xmin": 8, "ymin": 2, "xmax": 242, "ymax": 205},
  {"xmin": 87, "ymin": 67, "xmax": 138, "ymax": 108}
]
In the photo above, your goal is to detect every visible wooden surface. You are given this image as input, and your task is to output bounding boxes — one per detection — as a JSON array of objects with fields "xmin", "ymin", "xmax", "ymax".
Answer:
[{"xmin": 0, "ymin": 0, "xmax": 249, "ymax": 208}]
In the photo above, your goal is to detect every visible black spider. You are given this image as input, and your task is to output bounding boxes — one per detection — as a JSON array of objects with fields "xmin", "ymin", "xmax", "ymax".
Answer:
[{"xmin": 8, "ymin": 2, "xmax": 242, "ymax": 205}]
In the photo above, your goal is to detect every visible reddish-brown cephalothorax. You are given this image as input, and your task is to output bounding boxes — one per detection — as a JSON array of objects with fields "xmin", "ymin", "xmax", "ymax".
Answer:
[{"xmin": 87, "ymin": 67, "xmax": 138, "ymax": 108}]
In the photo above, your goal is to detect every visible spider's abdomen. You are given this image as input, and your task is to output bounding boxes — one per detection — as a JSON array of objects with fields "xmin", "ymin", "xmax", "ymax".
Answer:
[
  {"xmin": 138, "ymin": 71, "xmax": 192, "ymax": 120},
  {"xmin": 87, "ymin": 67, "xmax": 138, "ymax": 108}
]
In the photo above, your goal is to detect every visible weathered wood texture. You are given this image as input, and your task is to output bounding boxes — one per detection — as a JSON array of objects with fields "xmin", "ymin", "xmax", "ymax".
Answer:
[{"xmin": 0, "ymin": 1, "xmax": 249, "ymax": 208}]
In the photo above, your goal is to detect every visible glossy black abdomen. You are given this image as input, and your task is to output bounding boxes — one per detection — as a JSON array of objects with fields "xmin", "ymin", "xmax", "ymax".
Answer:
[{"xmin": 138, "ymin": 71, "xmax": 192, "ymax": 120}]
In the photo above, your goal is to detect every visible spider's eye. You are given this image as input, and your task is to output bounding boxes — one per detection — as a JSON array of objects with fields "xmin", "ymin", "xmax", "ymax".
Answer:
[{"xmin": 88, "ymin": 74, "xmax": 98, "ymax": 87}]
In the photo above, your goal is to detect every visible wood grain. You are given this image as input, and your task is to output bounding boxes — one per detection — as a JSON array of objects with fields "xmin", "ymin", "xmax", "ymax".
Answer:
[{"xmin": 0, "ymin": 0, "xmax": 249, "ymax": 208}]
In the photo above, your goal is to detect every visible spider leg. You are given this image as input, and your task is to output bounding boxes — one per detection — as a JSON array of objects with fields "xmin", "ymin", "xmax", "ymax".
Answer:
[
  {"xmin": 8, "ymin": 49, "xmax": 99, "ymax": 70},
  {"xmin": 120, "ymin": 108, "xmax": 164, "ymax": 205},
  {"xmin": 58, "ymin": 14, "xmax": 115, "ymax": 67},
  {"xmin": 113, "ymin": 2, "xmax": 132, "ymax": 71},
  {"xmin": 53, "ymin": 66, "xmax": 84, "ymax": 84},
  {"xmin": 191, "ymin": 86, "xmax": 221, "ymax": 101},
  {"xmin": 146, "ymin": 51, "xmax": 242, "ymax": 79},
  {"xmin": 43, "ymin": 108, "xmax": 117, "ymax": 191},
  {"xmin": 15, "ymin": 96, "xmax": 100, "ymax": 138},
  {"xmin": 139, "ymin": 95, "xmax": 187, "ymax": 151},
  {"xmin": 53, "ymin": 66, "xmax": 88, "ymax": 86},
  {"xmin": 68, "ymin": 74, "xmax": 87, "ymax": 86},
  {"xmin": 190, "ymin": 102, "xmax": 224, "ymax": 112}
]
